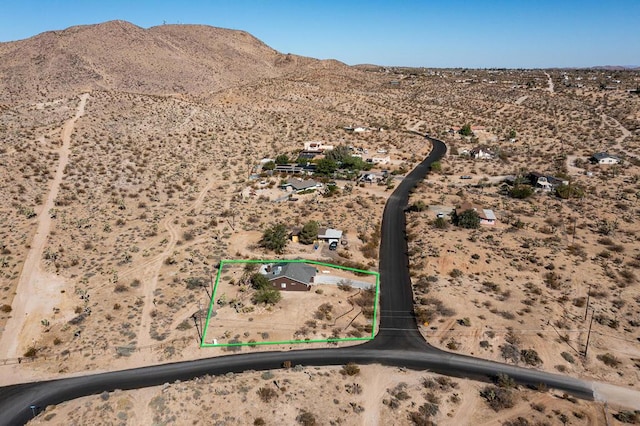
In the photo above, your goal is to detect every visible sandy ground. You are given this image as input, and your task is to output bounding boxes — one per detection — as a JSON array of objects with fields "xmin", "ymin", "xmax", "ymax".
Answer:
[
  {"xmin": 0, "ymin": 67, "xmax": 638, "ymax": 422},
  {"xmin": 27, "ymin": 364, "xmax": 615, "ymax": 426},
  {"xmin": 0, "ymin": 93, "xmax": 89, "ymax": 360}
]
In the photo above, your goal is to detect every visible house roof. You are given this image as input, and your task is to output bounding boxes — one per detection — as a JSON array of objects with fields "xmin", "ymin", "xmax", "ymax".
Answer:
[
  {"xmin": 592, "ymin": 152, "xmax": 619, "ymax": 161},
  {"xmin": 284, "ymin": 178, "xmax": 320, "ymax": 191},
  {"xmin": 482, "ymin": 209, "xmax": 497, "ymax": 221},
  {"xmin": 456, "ymin": 201, "xmax": 496, "ymax": 221},
  {"xmin": 266, "ymin": 263, "xmax": 316, "ymax": 286},
  {"xmin": 318, "ymin": 228, "xmax": 343, "ymax": 240}
]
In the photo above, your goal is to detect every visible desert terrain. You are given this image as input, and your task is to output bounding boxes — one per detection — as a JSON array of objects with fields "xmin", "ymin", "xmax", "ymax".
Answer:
[{"xmin": 1, "ymin": 20, "xmax": 640, "ymax": 424}]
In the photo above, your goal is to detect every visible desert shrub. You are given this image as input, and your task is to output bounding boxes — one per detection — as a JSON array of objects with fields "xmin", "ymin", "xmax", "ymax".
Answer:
[
  {"xmin": 298, "ymin": 221, "xmax": 319, "ymax": 244},
  {"xmin": 341, "ymin": 362, "xmax": 360, "ymax": 376},
  {"xmin": 259, "ymin": 223, "xmax": 289, "ymax": 254},
  {"xmin": 254, "ymin": 418, "xmax": 266, "ymax": 426},
  {"xmin": 176, "ymin": 319, "xmax": 192, "ymax": 330},
  {"xmin": 509, "ymin": 185, "xmax": 533, "ymax": 199},
  {"xmin": 23, "ymin": 346, "xmax": 38, "ymax": 358},
  {"xmin": 453, "ymin": 209, "xmax": 480, "ymax": 229},
  {"xmin": 185, "ymin": 276, "xmax": 207, "ymax": 290},
  {"xmin": 296, "ymin": 411, "xmax": 317, "ymax": 426},
  {"xmin": 182, "ymin": 231, "xmax": 194, "ymax": 241},
  {"xmin": 597, "ymin": 353, "xmax": 621, "ymax": 368},
  {"xmin": 252, "ymin": 287, "xmax": 281, "ymax": 305},
  {"xmin": 449, "ymin": 268, "xmax": 463, "ymax": 278},
  {"xmin": 500, "ymin": 344, "xmax": 520, "ymax": 363},
  {"xmin": 257, "ymin": 386, "xmax": 278, "ymax": 403},
  {"xmin": 561, "ymin": 352, "xmax": 576, "ymax": 364},
  {"xmin": 520, "ymin": 349, "xmax": 542, "ymax": 366},
  {"xmin": 434, "ymin": 217, "xmax": 449, "ymax": 229},
  {"xmin": 480, "ymin": 385, "xmax": 514, "ymax": 411},
  {"xmin": 409, "ymin": 402, "xmax": 439, "ymax": 424},
  {"xmin": 503, "ymin": 418, "xmax": 531, "ymax": 426},
  {"xmin": 114, "ymin": 284, "xmax": 128, "ymax": 293},
  {"xmin": 408, "ymin": 201, "xmax": 428, "ymax": 212},
  {"xmin": 496, "ymin": 373, "xmax": 516, "ymax": 389},
  {"xmin": 0, "ymin": 304, "xmax": 12, "ymax": 313},
  {"xmin": 572, "ymin": 297, "xmax": 586, "ymax": 307},
  {"xmin": 614, "ymin": 410, "xmax": 640, "ymax": 424}
]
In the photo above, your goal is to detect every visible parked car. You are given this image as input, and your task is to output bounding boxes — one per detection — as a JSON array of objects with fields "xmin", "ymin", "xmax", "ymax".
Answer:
[
  {"xmin": 460, "ymin": 175, "xmax": 472, "ymax": 179},
  {"xmin": 436, "ymin": 213, "xmax": 446, "ymax": 219},
  {"xmin": 329, "ymin": 241, "xmax": 338, "ymax": 251}
]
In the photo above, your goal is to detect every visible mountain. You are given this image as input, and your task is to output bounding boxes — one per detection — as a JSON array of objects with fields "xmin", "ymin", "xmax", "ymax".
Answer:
[{"xmin": 0, "ymin": 20, "xmax": 341, "ymax": 102}]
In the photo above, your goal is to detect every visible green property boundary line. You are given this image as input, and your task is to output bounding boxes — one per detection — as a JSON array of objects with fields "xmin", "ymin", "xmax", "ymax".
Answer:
[{"xmin": 200, "ymin": 259, "xmax": 380, "ymax": 348}]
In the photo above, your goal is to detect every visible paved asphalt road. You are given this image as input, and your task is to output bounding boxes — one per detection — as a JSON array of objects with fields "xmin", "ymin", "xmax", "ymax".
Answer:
[{"xmin": 0, "ymin": 136, "xmax": 594, "ymax": 425}]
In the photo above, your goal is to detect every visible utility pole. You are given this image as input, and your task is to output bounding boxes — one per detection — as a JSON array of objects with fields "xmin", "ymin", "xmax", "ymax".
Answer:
[
  {"xmin": 584, "ymin": 283, "xmax": 591, "ymax": 321},
  {"xmin": 584, "ymin": 310, "xmax": 595, "ymax": 357},
  {"xmin": 198, "ymin": 300, "xmax": 204, "ymax": 343}
]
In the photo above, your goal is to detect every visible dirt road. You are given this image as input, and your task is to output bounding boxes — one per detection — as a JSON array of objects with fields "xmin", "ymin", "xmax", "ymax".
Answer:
[
  {"xmin": 0, "ymin": 93, "xmax": 89, "ymax": 360},
  {"xmin": 544, "ymin": 71, "xmax": 554, "ymax": 94}
]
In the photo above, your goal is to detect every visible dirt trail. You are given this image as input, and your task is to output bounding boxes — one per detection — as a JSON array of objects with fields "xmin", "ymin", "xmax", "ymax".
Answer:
[
  {"xmin": 602, "ymin": 113, "xmax": 631, "ymax": 150},
  {"xmin": 136, "ymin": 173, "xmax": 216, "ymax": 348},
  {"xmin": 136, "ymin": 216, "xmax": 179, "ymax": 348},
  {"xmin": 515, "ymin": 95, "xmax": 528, "ymax": 105},
  {"xmin": 0, "ymin": 93, "xmax": 89, "ymax": 360},
  {"xmin": 544, "ymin": 71, "xmax": 554, "ymax": 94}
]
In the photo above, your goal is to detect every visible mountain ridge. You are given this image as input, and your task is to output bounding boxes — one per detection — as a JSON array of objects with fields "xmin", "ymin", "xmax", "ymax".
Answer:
[{"xmin": 0, "ymin": 20, "xmax": 346, "ymax": 102}]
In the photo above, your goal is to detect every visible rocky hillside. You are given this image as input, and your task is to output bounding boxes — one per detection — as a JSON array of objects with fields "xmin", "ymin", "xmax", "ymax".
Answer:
[{"xmin": 0, "ymin": 20, "xmax": 339, "ymax": 102}]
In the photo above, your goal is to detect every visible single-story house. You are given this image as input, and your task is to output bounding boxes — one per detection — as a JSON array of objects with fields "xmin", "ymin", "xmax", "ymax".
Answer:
[
  {"xmin": 303, "ymin": 141, "xmax": 334, "ymax": 153},
  {"xmin": 369, "ymin": 155, "xmax": 391, "ymax": 164},
  {"xmin": 591, "ymin": 152, "xmax": 621, "ymax": 165},
  {"xmin": 317, "ymin": 228, "xmax": 343, "ymax": 245},
  {"xmin": 470, "ymin": 146, "xmax": 494, "ymax": 159},
  {"xmin": 281, "ymin": 178, "xmax": 322, "ymax": 193},
  {"xmin": 527, "ymin": 172, "xmax": 568, "ymax": 191},
  {"xmin": 275, "ymin": 164, "xmax": 306, "ymax": 174},
  {"xmin": 360, "ymin": 172, "xmax": 386, "ymax": 183},
  {"xmin": 263, "ymin": 263, "xmax": 316, "ymax": 291},
  {"xmin": 456, "ymin": 201, "xmax": 497, "ymax": 226}
]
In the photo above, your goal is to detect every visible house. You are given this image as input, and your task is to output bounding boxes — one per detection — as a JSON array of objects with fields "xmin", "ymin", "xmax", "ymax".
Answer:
[
  {"xmin": 263, "ymin": 262, "xmax": 316, "ymax": 291},
  {"xmin": 281, "ymin": 178, "xmax": 322, "ymax": 193},
  {"xmin": 303, "ymin": 141, "xmax": 334, "ymax": 153},
  {"xmin": 360, "ymin": 172, "xmax": 386, "ymax": 183},
  {"xmin": 369, "ymin": 155, "xmax": 391, "ymax": 164},
  {"xmin": 275, "ymin": 164, "xmax": 306, "ymax": 174},
  {"xmin": 470, "ymin": 146, "xmax": 494, "ymax": 159},
  {"xmin": 317, "ymin": 228, "xmax": 343, "ymax": 245},
  {"xmin": 455, "ymin": 201, "xmax": 497, "ymax": 226},
  {"xmin": 591, "ymin": 152, "xmax": 621, "ymax": 165},
  {"xmin": 527, "ymin": 172, "xmax": 568, "ymax": 191}
]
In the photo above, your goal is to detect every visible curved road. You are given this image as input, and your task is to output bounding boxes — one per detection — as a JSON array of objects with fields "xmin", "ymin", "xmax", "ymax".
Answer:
[{"xmin": 0, "ymin": 136, "xmax": 595, "ymax": 425}]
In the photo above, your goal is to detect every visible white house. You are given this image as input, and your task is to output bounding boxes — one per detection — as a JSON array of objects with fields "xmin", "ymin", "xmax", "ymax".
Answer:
[
  {"xmin": 303, "ymin": 141, "xmax": 334, "ymax": 153},
  {"xmin": 470, "ymin": 146, "xmax": 494, "ymax": 159},
  {"xmin": 591, "ymin": 152, "xmax": 621, "ymax": 165},
  {"xmin": 317, "ymin": 228, "xmax": 343, "ymax": 245},
  {"xmin": 370, "ymin": 155, "xmax": 391, "ymax": 164}
]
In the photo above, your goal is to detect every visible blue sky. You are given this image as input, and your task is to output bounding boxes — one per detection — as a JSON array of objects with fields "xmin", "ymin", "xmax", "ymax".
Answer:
[{"xmin": 1, "ymin": 0, "xmax": 638, "ymax": 68}]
